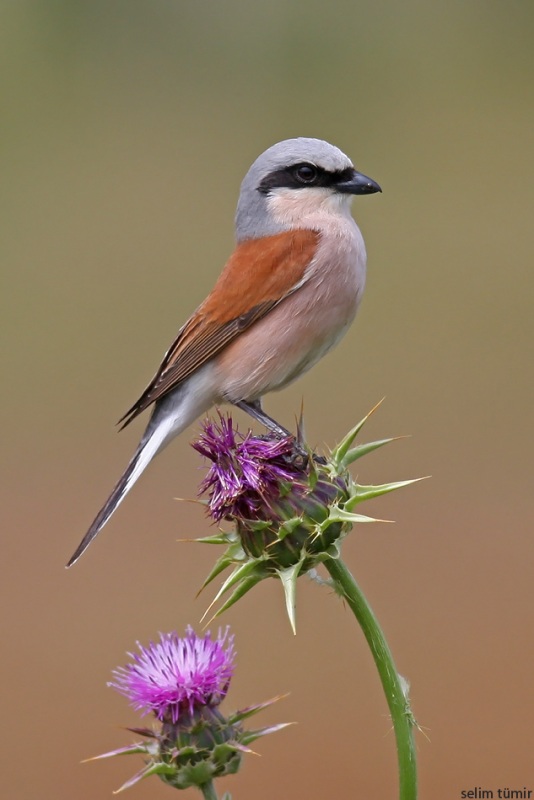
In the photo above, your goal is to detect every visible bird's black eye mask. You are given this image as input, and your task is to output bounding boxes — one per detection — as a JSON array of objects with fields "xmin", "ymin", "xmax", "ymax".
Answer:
[{"xmin": 257, "ymin": 163, "xmax": 356, "ymax": 194}]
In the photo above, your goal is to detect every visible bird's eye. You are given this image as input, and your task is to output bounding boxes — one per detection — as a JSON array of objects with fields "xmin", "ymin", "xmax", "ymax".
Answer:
[{"xmin": 294, "ymin": 164, "xmax": 318, "ymax": 184}]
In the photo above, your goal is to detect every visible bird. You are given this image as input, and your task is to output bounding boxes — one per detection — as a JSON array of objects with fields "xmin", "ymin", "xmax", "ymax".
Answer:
[{"xmin": 66, "ymin": 137, "xmax": 381, "ymax": 567}]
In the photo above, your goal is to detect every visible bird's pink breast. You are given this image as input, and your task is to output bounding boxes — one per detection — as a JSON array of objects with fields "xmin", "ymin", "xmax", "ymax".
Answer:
[{"xmin": 215, "ymin": 222, "xmax": 366, "ymax": 402}]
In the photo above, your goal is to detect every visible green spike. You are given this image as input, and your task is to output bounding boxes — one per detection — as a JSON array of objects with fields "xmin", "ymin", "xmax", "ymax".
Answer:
[
  {"xmin": 339, "ymin": 436, "xmax": 404, "ymax": 468},
  {"xmin": 244, "ymin": 518, "xmax": 273, "ymax": 532},
  {"xmin": 113, "ymin": 762, "xmax": 172, "ymax": 794},
  {"xmin": 201, "ymin": 561, "xmax": 263, "ymax": 622},
  {"xmin": 331, "ymin": 399, "xmax": 384, "ymax": 466},
  {"xmin": 276, "ymin": 562, "xmax": 302, "ymax": 635},
  {"xmin": 241, "ymin": 722, "xmax": 294, "ymax": 745},
  {"xmin": 191, "ymin": 533, "xmax": 231, "ymax": 545},
  {"xmin": 212, "ymin": 741, "xmax": 248, "ymax": 762},
  {"xmin": 228, "ymin": 694, "xmax": 290, "ymax": 725},
  {"xmin": 83, "ymin": 744, "xmax": 150, "ymax": 762},
  {"xmin": 197, "ymin": 556, "xmax": 236, "ymax": 596},
  {"xmin": 221, "ymin": 741, "xmax": 255, "ymax": 756},
  {"xmin": 205, "ymin": 576, "xmax": 263, "ymax": 625},
  {"xmin": 321, "ymin": 508, "xmax": 383, "ymax": 527},
  {"xmin": 296, "ymin": 402, "xmax": 306, "ymax": 446},
  {"xmin": 216, "ymin": 558, "xmax": 262, "ymax": 595},
  {"xmin": 278, "ymin": 516, "xmax": 305, "ymax": 539},
  {"xmin": 345, "ymin": 477, "xmax": 426, "ymax": 511},
  {"xmin": 307, "ymin": 451, "xmax": 319, "ymax": 490},
  {"xmin": 197, "ymin": 541, "xmax": 247, "ymax": 595}
]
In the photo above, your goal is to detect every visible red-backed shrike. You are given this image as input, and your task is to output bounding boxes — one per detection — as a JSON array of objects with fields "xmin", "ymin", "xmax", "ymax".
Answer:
[{"xmin": 67, "ymin": 137, "xmax": 381, "ymax": 566}]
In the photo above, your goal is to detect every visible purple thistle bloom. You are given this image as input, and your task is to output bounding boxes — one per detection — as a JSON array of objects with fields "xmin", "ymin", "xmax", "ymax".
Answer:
[
  {"xmin": 193, "ymin": 413, "xmax": 305, "ymax": 523},
  {"xmin": 109, "ymin": 626, "xmax": 235, "ymax": 724},
  {"xmin": 96, "ymin": 625, "xmax": 289, "ymax": 793}
]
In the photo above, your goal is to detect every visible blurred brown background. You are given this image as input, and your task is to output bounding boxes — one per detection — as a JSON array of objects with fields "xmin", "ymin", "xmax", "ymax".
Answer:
[{"xmin": 2, "ymin": 2, "xmax": 533, "ymax": 798}]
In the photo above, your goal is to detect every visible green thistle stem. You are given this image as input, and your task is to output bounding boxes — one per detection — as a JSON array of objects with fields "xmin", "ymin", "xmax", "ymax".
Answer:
[
  {"xmin": 324, "ymin": 557, "xmax": 417, "ymax": 800},
  {"xmin": 200, "ymin": 780, "xmax": 219, "ymax": 800}
]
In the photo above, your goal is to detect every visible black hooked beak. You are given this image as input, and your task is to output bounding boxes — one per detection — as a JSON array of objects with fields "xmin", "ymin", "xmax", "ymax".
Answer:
[{"xmin": 336, "ymin": 169, "xmax": 382, "ymax": 195}]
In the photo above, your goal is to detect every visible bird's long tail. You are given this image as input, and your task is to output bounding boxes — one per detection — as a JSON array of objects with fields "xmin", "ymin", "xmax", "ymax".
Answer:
[
  {"xmin": 65, "ymin": 416, "xmax": 174, "ymax": 568},
  {"xmin": 66, "ymin": 366, "xmax": 216, "ymax": 568}
]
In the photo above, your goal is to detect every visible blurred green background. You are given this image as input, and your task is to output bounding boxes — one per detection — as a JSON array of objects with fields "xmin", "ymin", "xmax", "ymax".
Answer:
[{"xmin": 2, "ymin": 2, "xmax": 533, "ymax": 798}]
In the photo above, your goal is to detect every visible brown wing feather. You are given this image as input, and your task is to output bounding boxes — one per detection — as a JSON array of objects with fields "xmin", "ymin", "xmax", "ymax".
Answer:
[{"xmin": 118, "ymin": 229, "xmax": 319, "ymax": 428}]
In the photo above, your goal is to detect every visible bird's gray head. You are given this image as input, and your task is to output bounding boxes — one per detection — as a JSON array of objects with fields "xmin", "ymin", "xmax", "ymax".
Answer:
[{"xmin": 235, "ymin": 137, "xmax": 381, "ymax": 242}]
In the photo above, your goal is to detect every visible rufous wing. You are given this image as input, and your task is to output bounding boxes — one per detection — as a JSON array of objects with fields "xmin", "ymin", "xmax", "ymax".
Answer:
[{"xmin": 118, "ymin": 228, "xmax": 320, "ymax": 428}]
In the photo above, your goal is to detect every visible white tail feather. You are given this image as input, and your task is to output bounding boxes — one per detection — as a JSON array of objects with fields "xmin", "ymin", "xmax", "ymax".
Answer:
[{"xmin": 66, "ymin": 366, "xmax": 216, "ymax": 567}]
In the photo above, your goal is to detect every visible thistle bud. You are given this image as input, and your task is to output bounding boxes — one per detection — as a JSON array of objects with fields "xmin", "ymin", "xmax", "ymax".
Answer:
[
  {"xmin": 193, "ymin": 415, "xmax": 350, "ymax": 570},
  {"xmin": 193, "ymin": 409, "xmax": 420, "ymax": 632}
]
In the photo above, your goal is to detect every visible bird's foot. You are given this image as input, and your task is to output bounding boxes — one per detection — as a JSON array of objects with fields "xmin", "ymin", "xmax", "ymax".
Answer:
[{"xmin": 234, "ymin": 399, "xmax": 327, "ymax": 468}]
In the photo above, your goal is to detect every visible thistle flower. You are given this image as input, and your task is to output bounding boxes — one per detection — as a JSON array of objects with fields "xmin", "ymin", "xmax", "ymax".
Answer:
[
  {"xmin": 193, "ymin": 415, "xmax": 305, "ymax": 524},
  {"xmin": 194, "ymin": 414, "xmax": 349, "ymax": 566},
  {"xmin": 109, "ymin": 627, "xmax": 235, "ymax": 724},
  {"xmin": 194, "ymin": 407, "xmax": 420, "ymax": 633},
  {"xmin": 90, "ymin": 627, "xmax": 289, "ymax": 795}
]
